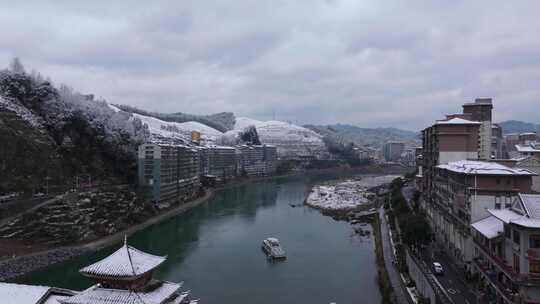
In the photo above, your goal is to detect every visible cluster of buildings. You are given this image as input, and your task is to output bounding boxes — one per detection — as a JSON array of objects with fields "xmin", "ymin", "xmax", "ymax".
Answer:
[
  {"xmin": 0, "ymin": 242, "xmax": 198, "ymax": 304},
  {"xmin": 138, "ymin": 140, "xmax": 278, "ymax": 204},
  {"xmin": 415, "ymin": 97, "xmax": 540, "ymax": 303}
]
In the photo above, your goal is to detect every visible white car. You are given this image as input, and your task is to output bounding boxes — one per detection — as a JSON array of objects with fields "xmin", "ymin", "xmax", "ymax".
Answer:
[{"xmin": 433, "ymin": 262, "xmax": 444, "ymax": 275}]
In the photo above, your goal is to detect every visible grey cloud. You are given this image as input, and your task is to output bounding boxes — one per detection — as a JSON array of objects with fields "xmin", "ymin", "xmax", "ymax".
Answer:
[{"xmin": 1, "ymin": 0, "xmax": 540, "ymax": 130}]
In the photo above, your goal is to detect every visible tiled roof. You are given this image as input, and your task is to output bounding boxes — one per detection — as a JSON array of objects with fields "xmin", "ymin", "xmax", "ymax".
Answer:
[
  {"xmin": 80, "ymin": 244, "xmax": 166, "ymax": 278},
  {"xmin": 59, "ymin": 282, "xmax": 182, "ymax": 304},
  {"xmin": 471, "ymin": 216, "xmax": 503, "ymax": 239},
  {"xmin": 437, "ymin": 160, "xmax": 536, "ymax": 176},
  {"xmin": 520, "ymin": 194, "xmax": 540, "ymax": 219},
  {"xmin": 0, "ymin": 283, "xmax": 50, "ymax": 304},
  {"xmin": 488, "ymin": 209, "xmax": 523, "ymax": 224}
]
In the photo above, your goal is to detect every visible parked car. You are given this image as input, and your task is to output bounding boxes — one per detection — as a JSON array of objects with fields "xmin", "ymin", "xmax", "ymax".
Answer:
[
  {"xmin": 33, "ymin": 192, "xmax": 45, "ymax": 198},
  {"xmin": 433, "ymin": 262, "xmax": 444, "ymax": 275}
]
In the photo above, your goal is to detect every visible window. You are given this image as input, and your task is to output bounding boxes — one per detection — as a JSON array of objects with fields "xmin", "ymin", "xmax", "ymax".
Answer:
[
  {"xmin": 530, "ymin": 261, "xmax": 540, "ymax": 274},
  {"xmin": 496, "ymin": 178, "xmax": 501, "ymax": 185},
  {"xmin": 530, "ymin": 236, "xmax": 540, "ymax": 249},
  {"xmin": 514, "ymin": 230, "xmax": 521, "ymax": 245},
  {"xmin": 514, "ymin": 254, "xmax": 521, "ymax": 274}
]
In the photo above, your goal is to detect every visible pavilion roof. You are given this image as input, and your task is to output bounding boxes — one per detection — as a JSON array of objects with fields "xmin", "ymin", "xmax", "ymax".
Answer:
[
  {"xmin": 80, "ymin": 243, "xmax": 166, "ymax": 279},
  {"xmin": 59, "ymin": 282, "xmax": 183, "ymax": 304}
]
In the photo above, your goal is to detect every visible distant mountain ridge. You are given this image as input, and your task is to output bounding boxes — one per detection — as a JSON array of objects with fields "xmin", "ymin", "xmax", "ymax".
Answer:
[
  {"xmin": 305, "ymin": 124, "xmax": 420, "ymax": 148},
  {"xmin": 497, "ymin": 120, "xmax": 540, "ymax": 135}
]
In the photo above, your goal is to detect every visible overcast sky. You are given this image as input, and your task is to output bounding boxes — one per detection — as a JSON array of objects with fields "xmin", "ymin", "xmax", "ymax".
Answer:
[{"xmin": 1, "ymin": 1, "xmax": 539, "ymax": 130}]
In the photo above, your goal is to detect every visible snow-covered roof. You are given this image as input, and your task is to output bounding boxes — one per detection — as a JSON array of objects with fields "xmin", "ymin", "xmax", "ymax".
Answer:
[
  {"xmin": 59, "ymin": 282, "xmax": 182, "ymax": 304},
  {"xmin": 471, "ymin": 216, "xmax": 503, "ymax": 239},
  {"xmin": 520, "ymin": 194, "xmax": 540, "ymax": 219},
  {"xmin": 436, "ymin": 160, "xmax": 536, "ymax": 176},
  {"xmin": 435, "ymin": 118, "xmax": 481, "ymax": 125},
  {"xmin": 80, "ymin": 244, "xmax": 166, "ymax": 278},
  {"xmin": 0, "ymin": 283, "xmax": 50, "ymax": 304},
  {"xmin": 488, "ymin": 209, "xmax": 523, "ymax": 224},
  {"xmin": 515, "ymin": 144, "xmax": 540, "ymax": 153}
]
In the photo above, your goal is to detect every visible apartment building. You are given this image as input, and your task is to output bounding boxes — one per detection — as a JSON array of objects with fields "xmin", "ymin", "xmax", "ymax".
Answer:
[
  {"xmin": 492, "ymin": 124, "xmax": 506, "ymax": 159},
  {"xmin": 420, "ymin": 117, "xmax": 481, "ymax": 211},
  {"xmin": 515, "ymin": 157, "xmax": 540, "ymax": 193},
  {"xmin": 205, "ymin": 145, "xmax": 238, "ymax": 180},
  {"xmin": 236, "ymin": 145, "xmax": 278, "ymax": 177},
  {"xmin": 462, "ymin": 98, "xmax": 493, "ymax": 160},
  {"xmin": 382, "ymin": 141, "xmax": 405, "ymax": 162},
  {"xmin": 137, "ymin": 143, "xmax": 200, "ymax": 204},
  {"xmin": 472, "ymin": 194, "xmax": 540, "ymax": 304},
  {"xmin": 428, "ymin": 160, "xmax": 535, "ymax": 271}
]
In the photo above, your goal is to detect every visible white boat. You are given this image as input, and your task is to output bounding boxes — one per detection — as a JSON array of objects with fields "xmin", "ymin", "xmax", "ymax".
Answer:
[{"xmin": 262, "ymin": 237, "xmax": 286, "ymax": 260}]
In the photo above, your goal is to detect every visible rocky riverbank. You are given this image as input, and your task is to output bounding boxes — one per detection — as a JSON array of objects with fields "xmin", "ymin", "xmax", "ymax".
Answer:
[{"xmin": 305, "ymin": 175, "xmax": 398, "ymax": 215}]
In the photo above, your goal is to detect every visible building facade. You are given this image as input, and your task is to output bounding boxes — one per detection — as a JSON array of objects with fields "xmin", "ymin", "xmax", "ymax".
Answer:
[
  {"xmin": 383, "ymin": 141, "xmax": 405, "ymax": 162},
  {"xmin": 462, "ymin": 98, "xmax": 493, "ymax": 160},
  {"xmin": 472, "ymin": 194, "xmax": 540, "ymax": 303},
  {"xmin": 138, "ymin": 143, "xmax": 200, "ymax": 204}
]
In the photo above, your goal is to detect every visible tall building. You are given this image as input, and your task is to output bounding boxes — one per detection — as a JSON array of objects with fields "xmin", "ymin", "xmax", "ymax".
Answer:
[
  {"xmin": 462, "ymin": 98, "xmax": 493, "ymax": 160},
  {"xmin": 382, "ymin": 141, "xmax": 405, "ymax": 162},
  {"xmin": 427, "ymin": 160, "xmax": 535, "ymax": 271},
  {"xmin": 138, "ymin": 143, "xmax": 200, "ymax": 204},
  {"xmin": 236, "ymin": 145, "xmax": 277, "ymax": 176},
  {"xmin": 492, "ymin": 123, "xmax": 505, "ymax": 159},
  {"xmin": 420, "ymin": 117, "xmax": 481, "ymax": 203}
]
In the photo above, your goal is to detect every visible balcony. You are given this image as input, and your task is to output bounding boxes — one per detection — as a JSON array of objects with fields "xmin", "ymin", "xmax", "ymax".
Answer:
[
  {"xmin": 474, "ymin": 238, "xmax": 540, "ymax": 284},
  {"xmin": 473, "ymin": 258, "xmax": 519, "ymax": 304}
]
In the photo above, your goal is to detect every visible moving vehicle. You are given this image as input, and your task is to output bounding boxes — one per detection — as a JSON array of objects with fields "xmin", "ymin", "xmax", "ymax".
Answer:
[{"xmin": 262, "ymin": 237, "xmax": 286, "ymax": 260}]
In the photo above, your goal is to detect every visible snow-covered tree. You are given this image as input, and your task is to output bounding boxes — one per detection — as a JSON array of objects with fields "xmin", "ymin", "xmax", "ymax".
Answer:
[{"xmin": 9, "ymin": 57, "xmax": 25, "ymax": 74}]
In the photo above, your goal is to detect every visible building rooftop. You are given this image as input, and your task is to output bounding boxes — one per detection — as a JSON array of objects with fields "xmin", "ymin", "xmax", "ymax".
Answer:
[
  {"xmin": 437, "ymin": 160, "xmax": 536, "ymax": 176},
  {"xmin": 515, "ymin": 144, "xmax": 540, "ymax": 153},
  {"xmin": 488, "ymin": 194, "xmax": 540, "ymax": 228},
  {"xmin": 0, "ymin": 283, "xmax": 75, "ymax": 304},
  {"xmin": 80, "ymin": 243, "xmax": 166, "ymax": 279},
  {"xmin": 471, "ymin": 216, "xmax": 503, "ymax": 239},
  {"xmin": 59, "ymin": 282, "xmax": 184, "ymax": 304},
  {"xmin": 434, "ymin": 117, "xmax": 481, "ymax": 125}
]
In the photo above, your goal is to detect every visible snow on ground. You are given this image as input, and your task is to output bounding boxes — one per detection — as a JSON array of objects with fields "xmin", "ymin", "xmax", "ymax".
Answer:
[
  {"xmin": 231, "ymin": 117, "xmax": 328, "ymax": 158},
  {"xmin": 0, "ymin": 96, "xmax": 45, "ymax": 129},
  {"xmin": 107, "ymin": 102, "xmax": 224, "ymax": 144},
  {"xmin": 306, "ymin": 175, "xmax": 400, "ymax": 211}
]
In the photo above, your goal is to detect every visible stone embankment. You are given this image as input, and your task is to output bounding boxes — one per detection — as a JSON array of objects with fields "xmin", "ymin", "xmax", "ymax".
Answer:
[
  {"xmin": 0, "ymin": 247, "xmax": 89, "ymax": 281},
  {"xmin": 0, "ymin": 188, "xmax": 157, "ymax": 246}
]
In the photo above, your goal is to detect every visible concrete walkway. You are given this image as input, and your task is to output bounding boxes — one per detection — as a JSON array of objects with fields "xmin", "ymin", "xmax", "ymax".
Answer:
[{"xmin": 379, "ymin": 208, "xmax": 410, "ymax": 304}]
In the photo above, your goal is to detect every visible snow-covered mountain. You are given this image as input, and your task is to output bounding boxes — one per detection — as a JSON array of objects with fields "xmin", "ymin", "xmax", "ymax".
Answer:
[
  {"xmin": 223, "ymin": 117, "xmax": 329, "ymax": 159},
  {"xmin": 108, "ymin": 104, "xmax": 222, "ymax": 144}
]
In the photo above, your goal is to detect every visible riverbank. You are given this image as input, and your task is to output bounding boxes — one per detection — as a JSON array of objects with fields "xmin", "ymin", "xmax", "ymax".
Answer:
[
  {"xmin": 0, "ymin": 189, "xmax": 215, "ymax": 281},
  {"xmin": 0, "ymin": 167, "xmax": 404, "ymax": 281}
]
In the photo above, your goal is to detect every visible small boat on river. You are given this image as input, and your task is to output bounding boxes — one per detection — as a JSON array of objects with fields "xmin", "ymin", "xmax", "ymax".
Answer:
[{"xmin": 261, "ymin": 237, "xmax": 286, "ymax": 260}]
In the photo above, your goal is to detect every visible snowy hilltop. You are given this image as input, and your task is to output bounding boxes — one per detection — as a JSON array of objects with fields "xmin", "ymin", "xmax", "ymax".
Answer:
[
  {"xmin": 0, "ymin": 61, "xmax": 151, "ymax": 191},
  {"xmin": 221, "ymin": 117, "xmax": 329, "ymax": 159}
]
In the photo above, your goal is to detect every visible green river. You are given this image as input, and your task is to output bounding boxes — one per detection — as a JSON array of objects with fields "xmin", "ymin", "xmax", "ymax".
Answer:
[{"xmin": 18, "ymin": 172, "xmax": 382, "ymax": 303}]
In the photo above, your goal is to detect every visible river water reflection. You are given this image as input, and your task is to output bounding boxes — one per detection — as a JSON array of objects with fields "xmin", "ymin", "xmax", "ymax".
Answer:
[{"xmin": 19, "ymin": 172, "xmax": 382, "ymax": 304}]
